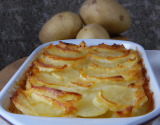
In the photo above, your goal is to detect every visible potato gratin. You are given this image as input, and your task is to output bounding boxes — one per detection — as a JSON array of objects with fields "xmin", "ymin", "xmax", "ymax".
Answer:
[{"xmin": 10, "ymin": 41, "xmax": 153, "ymax": 118}]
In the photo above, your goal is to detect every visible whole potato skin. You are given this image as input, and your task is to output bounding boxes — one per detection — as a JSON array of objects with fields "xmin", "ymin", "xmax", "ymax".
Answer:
[
  {"xmin": 39, "ymin": 11, "xmax": 83, "ymax": 43},
  {"xmin": 79, "ymin": 0, "xmax": 131, "ymax": 34},
  {"xmin": 76, "ymin": 23, "xmax": 110, "ymax": 39}
]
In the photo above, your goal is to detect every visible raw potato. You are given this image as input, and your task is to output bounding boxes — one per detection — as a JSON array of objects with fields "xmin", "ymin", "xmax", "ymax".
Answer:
[
  {"xmin": 76, "ymin": 23, "xmax": 110, "ymax": 39},
  {"xmin": 39, "ymin": 11, "xmax": 83, "ymax": 43},
  {"xmin": 79, "ymin": 0, "xmax": 131, "ymax": 34}
]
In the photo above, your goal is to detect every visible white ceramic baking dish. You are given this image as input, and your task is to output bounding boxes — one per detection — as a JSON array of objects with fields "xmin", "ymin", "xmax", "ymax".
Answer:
[{"xmin": 0, "ymin": 39, "xmax": 160, "ymax": 125}]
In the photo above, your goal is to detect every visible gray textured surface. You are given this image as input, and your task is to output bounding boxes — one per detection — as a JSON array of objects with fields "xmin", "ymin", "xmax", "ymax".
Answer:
[{"xmin": 0, "ymin": 0, "xmax": 160, "ymax": 71}]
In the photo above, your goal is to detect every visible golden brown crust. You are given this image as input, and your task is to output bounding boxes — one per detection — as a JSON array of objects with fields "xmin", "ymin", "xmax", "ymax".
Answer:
[{"xmin": 10, "ymin": 41, "xmax": 153, "ymax": 118}]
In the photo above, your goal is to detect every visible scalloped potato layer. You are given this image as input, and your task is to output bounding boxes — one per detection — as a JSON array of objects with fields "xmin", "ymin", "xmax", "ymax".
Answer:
[{"xmin": 10, "ymin": 41, "xmax": 153, "ymax": 118}]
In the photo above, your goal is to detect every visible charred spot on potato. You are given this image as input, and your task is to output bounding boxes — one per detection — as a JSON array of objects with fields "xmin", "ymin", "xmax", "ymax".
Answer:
[
  {"xmin": 120, "ymin": 15, "xmax": 124, "ymax": 21},
  {"xmin": 92, "ymin": 0, "xmax": 97, "ymax": 4},
  {"xmin": 128, "ymin": 83, "xmax": 135, "ymax": 88}
]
